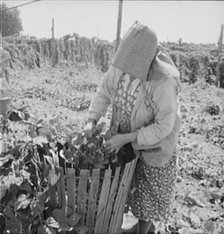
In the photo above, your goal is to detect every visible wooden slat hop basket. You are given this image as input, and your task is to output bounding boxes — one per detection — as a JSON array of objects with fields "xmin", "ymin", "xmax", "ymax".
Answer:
[{"xmin": 51, "ymin": 157, "xmax": 138, "ymax": 234}]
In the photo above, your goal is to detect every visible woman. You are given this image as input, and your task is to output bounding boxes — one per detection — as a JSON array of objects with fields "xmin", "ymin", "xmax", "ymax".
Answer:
[
  {"xmin": 86, "ymin": 22, "xmax": 181, "ymax": 234},
  {"xmin": 216, "ymin": 56, "xmax": 224, "ymax": 88}
]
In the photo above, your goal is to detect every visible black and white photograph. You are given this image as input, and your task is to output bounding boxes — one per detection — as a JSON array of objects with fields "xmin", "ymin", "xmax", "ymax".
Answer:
[{"xmin": 0, "ymin": 1, "xmax": 224, "ymax": 233}]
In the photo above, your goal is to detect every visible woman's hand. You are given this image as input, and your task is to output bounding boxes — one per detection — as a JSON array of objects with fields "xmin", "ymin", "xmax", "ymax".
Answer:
[{"xmin": 104, "ymin": 132, "xmax": 137, "ymax": 153}]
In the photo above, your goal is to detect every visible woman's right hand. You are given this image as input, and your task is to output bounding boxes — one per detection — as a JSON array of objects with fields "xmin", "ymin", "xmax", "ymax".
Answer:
[{"xmin": 83, "ymin": 119, "xmax": 97, "ymax": 138}]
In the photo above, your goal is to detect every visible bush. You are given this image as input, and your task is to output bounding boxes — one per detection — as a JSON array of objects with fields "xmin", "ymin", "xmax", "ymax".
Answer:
[
  {"xmin": 187, "ymin": 55, "xmax": 201, "ymax": 84},
  {"xmin": 169, "ymin": 51, "xmax": 189, "ymax": 83},
  {"xmin": 169, "ymin": 49, "xmax": 217, "ymax": 84}
]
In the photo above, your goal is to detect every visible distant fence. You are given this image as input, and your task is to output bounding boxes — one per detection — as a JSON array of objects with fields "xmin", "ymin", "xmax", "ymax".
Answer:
[
  {"xmin": 2, "ymin": 34, "xmax": 219, "ymax": 84},
  {"xmin": 2, "ymin": 34, "xmax": 115, "ymax": 72}
]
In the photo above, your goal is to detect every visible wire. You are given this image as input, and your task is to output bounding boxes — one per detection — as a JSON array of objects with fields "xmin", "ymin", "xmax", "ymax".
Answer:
[{"xmin": 2, "ymin": 0, "xmax": 41, "ymax": 12}]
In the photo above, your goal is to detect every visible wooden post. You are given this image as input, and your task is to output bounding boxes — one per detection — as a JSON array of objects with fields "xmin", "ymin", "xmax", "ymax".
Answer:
[
  {"xmin": 51, "ymin": 18, "xmax": 55, "ymax": 39},
  {"xmin": 51, "ymin": 18, "xmax": 57, "ymax": 67},
  {"xmin": 218, "ymin": 24, "xmax": 223, "ymax": 56},
  {"xmin": 218, "ymin": 24, "xmax": 223, "ymax": 57},
  {"xmin": 115, "ymin": 0, "xmax": 123, "ymax": 51}
]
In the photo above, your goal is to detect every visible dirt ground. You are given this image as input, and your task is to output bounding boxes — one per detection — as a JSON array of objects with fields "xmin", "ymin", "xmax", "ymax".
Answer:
[{"xmin": 8, "ymin": 65, "xmax": 224, "ymax": 233}]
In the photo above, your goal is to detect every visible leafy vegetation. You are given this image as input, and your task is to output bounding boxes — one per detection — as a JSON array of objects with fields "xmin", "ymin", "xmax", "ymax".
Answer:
[
  {"xmin": 0, "ymin": 104, "xmax": 121, "ymax": 234},
  {"xmin": 1, "ymin": 29, "xmax": 224, "ymax": 233},
  {"xmin": 0, "ymin": 63, "xmax": 223, "ymax": 233}
]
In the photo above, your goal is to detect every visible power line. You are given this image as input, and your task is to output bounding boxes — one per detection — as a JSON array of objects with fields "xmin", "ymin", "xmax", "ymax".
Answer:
[{"xmin": 2, "ymin": 0, "xmax": 41, "ymax": 12}]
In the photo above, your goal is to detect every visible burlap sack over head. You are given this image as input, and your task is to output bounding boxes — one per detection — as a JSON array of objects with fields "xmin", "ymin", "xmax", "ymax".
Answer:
[{"xmin": 112, "ymin": 21, "xmax": 158, "ymax": 81}]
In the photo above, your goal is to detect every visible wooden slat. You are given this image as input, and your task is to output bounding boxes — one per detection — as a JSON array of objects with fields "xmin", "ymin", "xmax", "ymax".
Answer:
[
  {"xmin": 56, "ymin": 168, "xmax": 66, "ymax": 216},
  {"xmin": 57, "ymin": 168, "xmax": 67, "ymax": 234},
  {"xmin": 94, "ymin": 169, "xmax": 112, "ymax": 234},
  {"xmin": 109, "ymin": 164, "xmax": 130, "ymax": 233},
  {"xmin": 77, "ymin": 169, "xmax": 90, "ymax": 225},
  {"xmin": 102, "ymin": 167, "xmax": 121, "ymax": 233},
  {"xmin": 113, "ymin": 158, "xmax": 137, "ymax": 233},
  {"xmin": 86, "ymin": 169, "xmax": 100, "ymax": 230},
  {"xmin": 74, "ymin": 171, "xmax": 78, "ymax": 214},
  {"xmin": 109, "ymin": 158, "xmax": 137, "ymax": 233},
  {"xmin": 67, "ymin": 168, "xmax": 76, "ymax": 216}
]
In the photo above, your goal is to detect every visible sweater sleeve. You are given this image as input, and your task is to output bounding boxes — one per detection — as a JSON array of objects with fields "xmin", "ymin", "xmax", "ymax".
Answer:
[
  {"xmin": 88, "ymin": 66, "xmax": 122, "ymax": 122},
  {"xmin": 135, "ymin": 77, "xmax": 178, "ymax": 148}
]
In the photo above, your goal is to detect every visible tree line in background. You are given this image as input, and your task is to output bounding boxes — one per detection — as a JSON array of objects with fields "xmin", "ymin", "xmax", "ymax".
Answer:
[{"xmin": 0, "ymin": 3, "xmax": 23, "ymax": 37}]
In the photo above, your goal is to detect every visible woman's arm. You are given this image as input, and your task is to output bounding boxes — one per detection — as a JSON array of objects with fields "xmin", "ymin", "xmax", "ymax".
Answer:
[
  {"xmin": 133, "ymin": 77, "xmax": 178, "ymax": 150},
  {"xmin": 88, "ymin": 66, "xmax": 122, "ymax": 122}
]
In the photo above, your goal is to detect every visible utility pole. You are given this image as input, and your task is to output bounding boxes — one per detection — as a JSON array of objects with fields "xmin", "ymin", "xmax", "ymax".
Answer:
[
  {"xmin": 218, "ymin": 24, "xmax": 223, "ymax": 57},
  {"xmin": 51, "ymin": 18, "xmax": 55, "ymax": 39},
  {"xmin": 51, "ymin": 18, "xmax": 57, "ymax": 67},
  {"xmin": 115, "ymin": 0, "xmax": 123, "ymax": 51}
]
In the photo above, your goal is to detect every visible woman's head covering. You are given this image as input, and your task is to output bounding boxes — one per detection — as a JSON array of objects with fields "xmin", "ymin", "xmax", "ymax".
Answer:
[
  {"xmin": 112, "ymin": 21, "xmax": 180, "ymax": 87},
  {"xmin": 149, "ymin": 45, "xmax": 181, "ymax": 89},
  {"xmin": 112, "ymin": 21, "xmax": 158, "ymax": 81}
]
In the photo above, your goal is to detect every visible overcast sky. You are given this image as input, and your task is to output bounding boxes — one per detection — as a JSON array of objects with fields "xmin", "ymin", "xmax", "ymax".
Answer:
[{"xmin": 4, "ymin": 1, "xmax": 224, "ymax": 44}]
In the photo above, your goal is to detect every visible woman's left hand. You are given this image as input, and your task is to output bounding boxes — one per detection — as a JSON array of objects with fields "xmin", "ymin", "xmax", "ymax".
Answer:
[{"xmin": 104, "ymin": 134, "xmax": 128, "ymax": 153}]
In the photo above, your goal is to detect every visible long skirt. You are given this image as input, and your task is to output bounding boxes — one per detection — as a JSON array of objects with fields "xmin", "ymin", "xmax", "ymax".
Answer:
[{"xmin": 128, "ymin": 154, "xmax": 177, "ymax": 222}]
